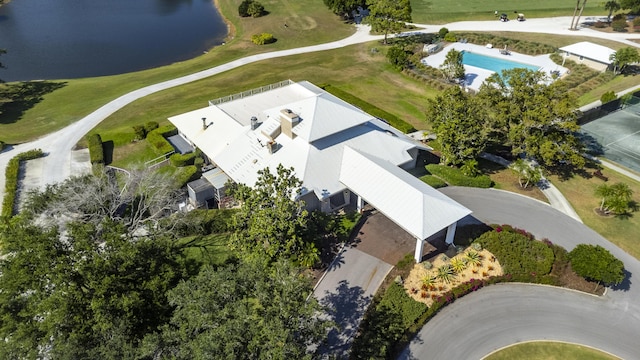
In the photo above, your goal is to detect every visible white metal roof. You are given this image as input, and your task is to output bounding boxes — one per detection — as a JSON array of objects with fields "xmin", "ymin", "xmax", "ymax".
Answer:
[
  {"xmin": 339, "ymin": 147, "xmax": 472, "ymax": 240},
  {"xmin": 169, "ymin": 81, "xmax": 427, "ymax": 201},
  {"xmin": 559, "ymin": 42, "xmax": 615, "ymax": 65}
]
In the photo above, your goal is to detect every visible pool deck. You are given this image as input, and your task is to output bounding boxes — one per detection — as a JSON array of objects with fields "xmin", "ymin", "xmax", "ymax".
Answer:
[{"xmin": 421, "ymin": 42, "xmax": 568, "ymax": 91}]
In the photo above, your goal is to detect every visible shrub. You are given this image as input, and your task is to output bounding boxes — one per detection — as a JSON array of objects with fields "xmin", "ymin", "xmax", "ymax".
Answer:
[
  {"xmin": 425, "ymin": 164, "xmax": 493, "ymax": 188},
  {"xmin": 378, "ymin": 282, "xmax": 427, "ymax": 328},
  {"xmin": 612, "ymin": 19, "xmax": 628, "ymax": 32},
  {"xmin": 594, "ymin": 21, "xmax": 607, "ymax": 28},
  {"xmin": 475, "ymin": 226, "xmax": 554, "ymax": 280},
  {"xmin": 247, "ymin": 1, "xmax": 265, "ymax": 17},
  {"xmin": 443, "ymin": 33, "xmax": 457, "ymax": 42},
  {"xmin": 87, "ymin": 133, "xmax": 104, "ymax": 164},
  {"xmin": 0, "ymin": 140, "xmax": 5, "ymax": 151},
  {"xmin": 600, "ymin": 90, "xmax": 617, "ymax": 104},
  {"xmin": 387, "ymin": 45, "xmax": 410, "ymax": 70},
  {"xmin": 144, "ymin": 121, "xmax": 159, "ymax": 134},
  {"xmin": 251, "ymin": 33, "xmax": 275, "ymax": 45},
  {"xmin": 2, "ymin": 149, "xmax": 45, "ymax": 217},
  {"xmin": 132, "ymin": 125, "xmax": 146, "ymax": 140},
  {"xmin": 568, "ymin": 244, "xmax": 625, "ymax": 286},
  {"xmin": 147, "ymin": 125, "xmax": 177, "ymax": 154},
  {"xmin": 438, "ymin": 27, "xmax": 449, "ymax": 38},
  {"xmin": 170, "ymin": 152, "xmax": 196, "ymax": 167},
  {"xmin": 238, "ymin": 0, "xmax": 252, "ymax": 17},
  {"xmin": 634, "ymin": 17, "xmax": 640, "ymax": 27}
]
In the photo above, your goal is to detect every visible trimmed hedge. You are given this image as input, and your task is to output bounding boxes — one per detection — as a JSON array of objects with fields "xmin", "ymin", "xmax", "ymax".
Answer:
[
  {"xmin": 455, "ymin": 32, "xmax": 556, "ymax": 55},
  {"xmin": 425, "ymin": 164, "xmax": 493, "ymax": 188},
  {"xmin": 2, "ymin": 149, "xmax": 45, "ymax": 217},
  {"xmin": 419, "ymin": 174, "xmax": 448, "ymax": 188},
  {"xmin": 0, "ymin": 140, "xmax": 5, "ymax": 151},
  {"xmin": 320, "ymin": 84, "xmax": 416, "ymax": 133},
  {"xmin": 474, "ymin": 225, "xmax": 555, "ymax": 281},
  {"xmin": 87, "ymin": 133, "xmax": 104, "ymax": 164},
  {"xmin": 147, "ymin": 125, "xmax": 177, "ymax": 154},
  {"xmin": 378, "ymin": 282, "xmax": 427, "ymax": 329},
  {"xmin": 170, "ymin": 152, "xmax": 196, "ymax": 167},
  {"xmin": 173, "ymin": 165, "xmax": 201, "ymax": 189}
]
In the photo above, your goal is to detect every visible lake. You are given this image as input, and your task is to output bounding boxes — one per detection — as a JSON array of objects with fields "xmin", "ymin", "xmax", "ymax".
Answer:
[{"xmin": 0, "ymin": 0, "xmax": 228, "ymax": 82}]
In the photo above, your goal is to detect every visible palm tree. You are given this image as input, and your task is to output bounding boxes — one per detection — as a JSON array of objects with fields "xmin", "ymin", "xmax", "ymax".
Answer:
[
  {"xmin": 570, "ymin": 0, "xmax": 581, "ymax": 29},
  {"xmin": 595, "ymin": 183, "xmax": 613, "ymax": 212},
  {"xmin": 450, "ymin": 257, "xmax": 468, "ymax": 274},
  {"xmin": 604, "ymin": 0, "xmax": 621, "ymax": 23},
  {"xmin": 465, "ymin": 250, "xmax": 483, "ymax": 268},
  {"xmin": 575, "ymin": 0, "xmax": 588, "ymax": 30},
  {"xmin": 436, "ymin": 264, "xmax": 455, "ymax": 284}
]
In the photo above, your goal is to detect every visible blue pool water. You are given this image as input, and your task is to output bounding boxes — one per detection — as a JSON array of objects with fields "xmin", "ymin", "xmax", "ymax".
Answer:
[{"xmin": 462, "ymin": 51, "xmax": 539, "ymax": 73}]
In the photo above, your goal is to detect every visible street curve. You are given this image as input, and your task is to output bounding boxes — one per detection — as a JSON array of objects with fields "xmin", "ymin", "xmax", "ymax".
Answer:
[{"xmin": 399, "ymin": 187, "xmax": 640, "ymax": 359}]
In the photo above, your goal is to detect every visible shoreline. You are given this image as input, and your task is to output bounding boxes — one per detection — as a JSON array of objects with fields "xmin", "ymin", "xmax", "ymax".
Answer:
[{"xmin": 212, "ymin": 0, "xmax": 236, "ymax": 45}]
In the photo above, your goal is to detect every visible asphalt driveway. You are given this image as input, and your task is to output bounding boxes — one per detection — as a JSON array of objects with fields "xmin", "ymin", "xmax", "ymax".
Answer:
[{"xmin": 400, "ymin": 187, "xmax": 640, "ymax": 359}]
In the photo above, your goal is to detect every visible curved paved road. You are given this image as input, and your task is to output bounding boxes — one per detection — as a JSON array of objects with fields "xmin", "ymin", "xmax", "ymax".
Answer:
[{"xmin": 399, "ymin": 187, "xmax": 640, "ymax": 359}]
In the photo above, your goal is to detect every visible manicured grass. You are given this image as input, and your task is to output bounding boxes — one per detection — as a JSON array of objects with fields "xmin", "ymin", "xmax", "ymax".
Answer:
[
  {"xmin": 549, "ymin": 165, "xmax": 640, "ymax": 260},
  {"xmin": 486, "ymin": 341, "xmax": 620, "ymax": 360},
  {"xmin": 478, "ymin": 158, "xmax": 548, "ymax": 203},
  {"xmin": 0, "ymin": 0, "xmax": 353, "ymax": 144},
  {"xmin": 411, "ymin": 0, "xmax": 605, "ymax": 24},
  {"xmin": 579, "ymin": 73, "xmax": 640, "ymax": 105},
  {"xmin": 179, "ymin": 233, "xmax": 231, "ymax": 267}
]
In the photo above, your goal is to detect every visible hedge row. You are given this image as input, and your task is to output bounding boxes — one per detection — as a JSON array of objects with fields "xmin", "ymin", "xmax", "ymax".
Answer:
[
  {"xmin": 455, "ymin": 32, "xmax": 556, "ymax": 55},
  {"xmin": 147, "ymin": 125, "xmax": 178, "ymax": 154},
  {"xmin": 474, "ymin": 225, "xmax": 555, "ymax": 281},
  {"xmin": 87, "ymin": 133, "xmax": 104, "ymax": 164},
  {"xmin": 2, "ymin": 149, "xmax": 45, "ymax": 217},
  {"xmin": 173, "ymin": 165, "xmax": 201, "ymax": 189},
  {"xmin": 170, "ymin": 152, "xmax": 196, "ymax": 167},
  {"xmin": 419, "ymin": 174, "xmax": 448, "ymax": 188},
  {"xmin": 425, "ymin": 164, "xmax": 493, "ymax": 188},
  {"xmin": 320, "ymin": 84, "xmax": 416, "ymax": 133}
]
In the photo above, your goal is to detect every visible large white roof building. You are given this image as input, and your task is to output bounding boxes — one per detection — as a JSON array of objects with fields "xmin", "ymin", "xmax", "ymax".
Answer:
[{"xmin": 169, "ymin": 80, "xmax": 471, "ymax": 261}]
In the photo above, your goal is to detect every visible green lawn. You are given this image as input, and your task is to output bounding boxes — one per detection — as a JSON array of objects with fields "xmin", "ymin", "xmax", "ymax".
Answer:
[
  {"xmin": 179, "ymin": 232, "xmax": 231, "ymax": 267},
  {"xmin": 486, "ymin": 341, "xmax": 620, "ymax": 360},
  {"xmin": 549, "ymin": 165, "xmax": 640, "ymax": 260},
  {"xmin": 411, "ymin": 0, "xmax": 605, "ymax": 24}
]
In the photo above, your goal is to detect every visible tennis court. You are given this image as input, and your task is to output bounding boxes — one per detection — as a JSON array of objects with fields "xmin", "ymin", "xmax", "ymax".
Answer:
[{"xmin": 581, "ymin": 100, "xmax": 640, "ymax": 173}]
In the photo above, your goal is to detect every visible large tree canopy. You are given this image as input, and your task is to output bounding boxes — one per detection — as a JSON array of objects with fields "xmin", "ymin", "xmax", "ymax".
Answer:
[
  {"xmin": 228, "ymin": 164, "xmax": 318, "ymax": 266},
  {"xmin": 323, "ymin": 0, "xmax": 366, "ymax": 17},
  {"xmin": 609, "ymin": 47, "xmax": 640, "ymax": 74},
  {"xmin": 477, "ymin": 68, "xmax": 585, "ymax": 170},
  {"xmin": 151, "ymin": 258, "xmax": 331, "ymax": 359},
  {"xmin": 0, "ymin": 216, "xmax": 190, "ymax": 359},
  {"xmin": 440, "ymin": 48, "xmax": 465, "ymax": 83},
  {"xmin": 365, "ymin": 0, "xmax": 412, "ymax": 44},
  {"xmin": 426, "ymin": 86, "xmax": 489, "ymax": 165}
]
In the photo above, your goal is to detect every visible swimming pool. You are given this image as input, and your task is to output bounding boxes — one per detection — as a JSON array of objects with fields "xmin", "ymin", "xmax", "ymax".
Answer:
[{"xmin": 462, "ymin": 51, "xmax": 540, "ymax": 73}]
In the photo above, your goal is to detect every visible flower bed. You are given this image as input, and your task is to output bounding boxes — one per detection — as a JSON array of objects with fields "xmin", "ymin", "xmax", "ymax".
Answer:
[{"xmin": 404, "ymin": 248, "xmax": 502, "ymax": 306}]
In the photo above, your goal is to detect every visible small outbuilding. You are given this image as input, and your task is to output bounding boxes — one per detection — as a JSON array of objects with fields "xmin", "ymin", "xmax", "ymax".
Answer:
[{"xmin": 559, "ymin": 42, "xmax": 615, "ymax": 72}]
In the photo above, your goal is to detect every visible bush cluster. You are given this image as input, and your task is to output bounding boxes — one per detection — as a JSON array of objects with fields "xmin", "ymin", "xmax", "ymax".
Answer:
[
  {"xmin": 251, "ymin": 33, "xmax": 275, "ymax": 45},
  {"xmin": 612, "ymin": 19, "xmax": 628, "ymax": 32},
  {"xmin": 147, "ymin": 125, "xmax": 177, "ymax": 154},
  {"xmin": 2, "ymin": 149, "xmax": 45, "ymax": 217},
  {"xmin": 425, "ymin": 164, "xmax": 493, "ymax": 188},
  {"xmin": 0, "ymin": 140, "xmax": 5, "ymax": 151},
  {"xmin": 474, "ymin": 225, "xmax": 555, "ymax": 281},
  {"xmin": 319, "ymin": 84, "xmax": 416, "ymax": 133},
  {"xmin": 87, "ymin": 133, "xmax": 104, "ymax": 165},
  {"xmin": 238, "ymin": 0, "xmax": 265, "ymax": 17},
  {"xmin": 132, "ymin": 121, "xmax": 160, "ymax": 141},
  {"xmin": 170, "ymin": 152, "xmax": 196, "ymax": 167}
]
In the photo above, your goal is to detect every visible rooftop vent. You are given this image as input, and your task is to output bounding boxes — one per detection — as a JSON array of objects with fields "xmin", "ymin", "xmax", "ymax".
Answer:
[
  {"xmin": 250, "ymin": 116, "xmax": 258, "ymax": 130},
  {"xmin": 280, "ymin": 109, "xmax": 300, "ymax": 139}
]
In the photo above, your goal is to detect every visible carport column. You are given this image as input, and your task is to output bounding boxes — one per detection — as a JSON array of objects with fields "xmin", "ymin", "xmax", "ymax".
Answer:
[
  {"xmin": 414, "ymin": 237, "xmax": 424, "ymax": 263},
  {"xmin": 445, "ymin": 222, "xmax": 457, "ymax": 245},
  {"xmin": 356, "ymin": 194, "xmax": 364, "ymax": 213}
]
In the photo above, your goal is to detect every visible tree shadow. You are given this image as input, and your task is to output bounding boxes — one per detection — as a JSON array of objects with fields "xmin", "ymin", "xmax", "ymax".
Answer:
[
  {"xmin": 0, "ymin": 81, "xmax": 67, "ymax": 125},
  {"xmin": 611, "ymin": 268, "xmax": 632, "ymax": 292},
  {"xmin": 103, "ymin": 140, "xmax": 114, "ymax": 165},
  {"xmin": 316, "ymin": 280, "xmax": 371, "ymax": 358}
]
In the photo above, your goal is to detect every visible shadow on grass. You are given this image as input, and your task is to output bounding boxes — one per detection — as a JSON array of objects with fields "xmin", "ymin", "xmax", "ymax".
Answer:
[
  {"xmin": 103, "ymin": 140, "xmax": 114, "ymax": 165},
  {"xmin": 0, "ymin": 81, "xmax": 67, "ymax": 125},
  {"xmin": 612, "ymin": 268, "xmax": 632, "ymax": 292}
]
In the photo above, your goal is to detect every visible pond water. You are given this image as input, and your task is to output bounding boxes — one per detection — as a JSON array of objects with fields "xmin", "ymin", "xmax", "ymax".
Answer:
[{"xmin": 0, "ymin": 0, "xmax": 228, "ymax": 82}]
